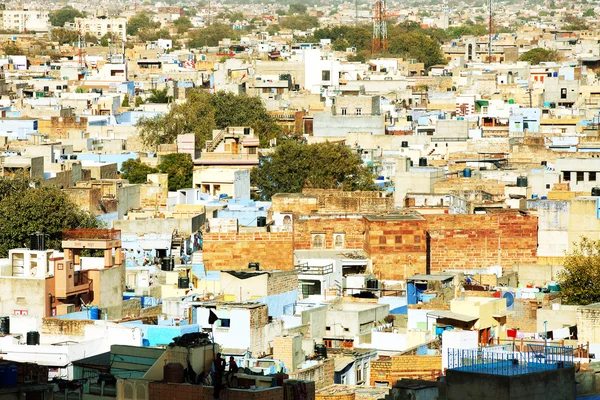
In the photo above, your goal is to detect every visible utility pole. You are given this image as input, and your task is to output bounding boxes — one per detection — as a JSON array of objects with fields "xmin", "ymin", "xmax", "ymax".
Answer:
[
  {"xmin": 527, "ymin": 87, "xmax": 533, "ymax": 108},
  {"xmin": 488, "ymin": 0, "xmax": 493, "ymax": 63}
]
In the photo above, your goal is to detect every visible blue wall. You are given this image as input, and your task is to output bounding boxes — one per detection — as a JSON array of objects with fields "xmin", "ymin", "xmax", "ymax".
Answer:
[
  {"xmin": 72, "ymin": 153, "xmax": 139, "ymax": 171},
  {"xmin": 121, "ymin": 321, "xmax": 200, "ymax": 347},
  {"xmin": 255, "ymin": 290, "xmax": 298, "ymax": 319}
]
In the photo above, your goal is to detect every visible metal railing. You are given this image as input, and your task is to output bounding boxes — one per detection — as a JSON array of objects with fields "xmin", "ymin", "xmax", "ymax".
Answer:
[
  {"xmin": 206, "ymin": 128, "xmax": 227, "ymax": 152},
  {"xmin": 447, "ymin": 345, "xmax": 574, "ymax": 376},
  {"xmin": 295, "ymin": 262, "xmax": 334, "ymax": 275}
]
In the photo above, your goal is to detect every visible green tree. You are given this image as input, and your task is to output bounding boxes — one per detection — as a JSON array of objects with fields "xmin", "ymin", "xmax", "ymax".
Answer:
[
  {"xmin": 51, "ymin": 27, "xmax": 79, "ymax": 45},
  {"xmin": 584, "ymin": 8, "xmax": 595, "ymax": 17},
  {"xmin": 148, "ymin": 87, "xmax": 170, "ymax": 103},
  {"xmin": 0, "ymin": 175, "xmax": 98, "ymax": 257},
  {"xmin": 128, "ymin": 12, "xmax": 160, "ymax": 36},
  {"xmin": 122, "ymin": 94, "xmax": 130, "ymax": 107},
  {"xmin": 100, "ymin": 32, "xmax": 119, "ymax": 47},
  {"xmin": 120, "ymin": 158, "xmax": 158, "ymax": 183},
  {"xmin": 136, "ymin": 90, "xmax": 281, "ymax": 150},
  {"xmin": 49, "ymin": 7, "xmax": 84, "ymax": 27},
  {"xmin": 174, "ymin": 16, "xmax": 193, "ymax": 33},
  {"xmin": 279, "ymin": 15, "xmax": 319, "ymax": 30},
  {"xmin": 288, "ymin": 3, "xmax": 308, "ymax": 14},
  {"xmin": 135, "ymin": 96, "xmax": 143, "ymax": 107},
  {"xmin": 84, "ymin": 32, "xmax": 98, "ymax": 43},
  {"xmin": 2, "ymin": 42, "xmax": 22, "ymax": 55},
  {"xmin": 137, "ymin": 90, "xmax": 216, "ymax": 150},
  {"xmin": 188, "ymin": 24, "xmax": 238, "ymax": 47},
  {"xmin": 157, "ymin": 153, "xmax": 194, "ymax": 191},
  {"xmin": 251, "ymin": 140, "xmax": 377, "ymax": 200},
  {"xmin": 275, "ymin": 9, "xmax": 287, "ymax": 16},
  {"xmin": 519, "ymin": 47, "xmax": 560, "ymax": 64},
  {"xmin": 558, "ymin": 237, "xmax": 600, "ymax": 305}
]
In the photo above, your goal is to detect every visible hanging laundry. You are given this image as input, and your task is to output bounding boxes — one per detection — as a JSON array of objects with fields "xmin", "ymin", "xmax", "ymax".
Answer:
[
  {"xmin": 507, "ymin": 329, "xmax": 517, "ymax": 338},
  {"xmin": 553, "ymin": 327, "xmax": 570, "ymax": 340},
  {"xmin": 516, "ymin": 332, "xmax": 525, "ymax": 339}
]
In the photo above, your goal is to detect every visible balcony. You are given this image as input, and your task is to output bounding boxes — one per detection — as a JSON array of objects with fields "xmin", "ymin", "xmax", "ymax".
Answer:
[{"xmin": 295, "ymin": 263, "xmax": 334, "ymax": 275}]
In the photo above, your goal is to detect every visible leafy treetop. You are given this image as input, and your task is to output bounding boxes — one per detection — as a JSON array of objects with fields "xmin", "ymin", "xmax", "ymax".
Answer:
[{"xmin": 558, "ymin": 237, "xmax": 600, "ymax": 305}]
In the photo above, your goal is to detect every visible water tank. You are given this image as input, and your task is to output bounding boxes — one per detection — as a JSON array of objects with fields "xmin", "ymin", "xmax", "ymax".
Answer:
[
  {"xmin": 248, "ymin": 262, "xmax": 260, "ymax": 271},
  {"xmin": 161, "ymin": 257, "xmax": 174, "ymax": 271},
  {"xmin": 178, "ymin": 277, "xmax": 190, "ymax": 289},
  {"xmin": 26, "ymin": 331, "xmax": 40, "ymax": 346},
  {"xmin": 29, "ymin": 232, "xmax": 46, "ymax": 251},
  {"xmin": 257, "ymin": 216, "xmax": 267, "ymax": 227},
  {"xmin": 163, "ymin": 363, "xmax": 185, "ymax": 383},
  {"xmin": 401, "ymin": 141, "xmax": 409, "ymax": 148},
  {"xmin": 541, "ymin": 161, "xmax": 547, "ymax": 166},
  {"xmin": 314, "ymin": 344, "xmax": 327, "ymax": 359},
  {"xmin": 516, "ymin": 176, "xmax": 528, "ymax": 187},
  {"xmin": 592, "ymin": 187, "xmax": 600, "ymax": 197},
  {"xmin": 407, "ymin": 115, "xmax": 413, "ymax": 122},
  {"xmin": 463, "ymin": 168, "xmax": 472, "ymax": 178},
  {"xmin": 88, "ymin": 306, "xmax": 99, "ymax": 320},
  {"xmin": 243, "ymin": 127, "xmax": 250, "ymax": 135},
  {"xmin": 0, "ymin": 317, "xmax": 9, "ymax": 335},
  {"xmin": 366, "ymin": 279, "xmax": 378, "ymax": 289},
  {"xmin": 418, "ymin": 157, "xmax": 427, "ymax": 167}
]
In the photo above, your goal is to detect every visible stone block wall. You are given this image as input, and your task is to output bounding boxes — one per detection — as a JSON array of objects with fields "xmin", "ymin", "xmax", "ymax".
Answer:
[
  {"xmin": 426, "ymin": 212, "xmax": 538, "ymax": 273},
  {"xmin": 364, "ymin": 218, "xmax": 428, "ymax": 280},
  {"xmin": 267, "ymin": 270, "xmax": 299, "ymax": 296},
  {"xmin": 294, "ymin": 215, "xmax": 365, "ymax": 250},
  {"xmin": 370, "ymin": 355, "xmax": 442, "ymax": 386},
  {"xmin": 203, "ymin": 232, "xmax": 294, "ymax": 271}
]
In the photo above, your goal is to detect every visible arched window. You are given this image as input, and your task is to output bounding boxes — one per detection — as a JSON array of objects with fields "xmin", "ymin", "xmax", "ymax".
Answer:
[
  {"xmin": 312, "ymin": 234, "xmax": 324, "ymax": 249},
  {"xmin": 334, "ymin": 234, "xmax": 344, "ymax": 249}
]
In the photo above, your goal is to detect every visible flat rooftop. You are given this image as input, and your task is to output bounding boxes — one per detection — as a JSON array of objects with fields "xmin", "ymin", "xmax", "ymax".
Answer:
[{"xmin": 364, "ymin": 212, "xmax": 425, "ymax": 221}]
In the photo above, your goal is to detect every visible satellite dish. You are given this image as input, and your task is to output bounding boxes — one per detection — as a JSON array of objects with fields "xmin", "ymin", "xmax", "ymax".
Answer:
[{"xmin": 503, "ymin": 292, "xmax": 515, "ymax": 308}]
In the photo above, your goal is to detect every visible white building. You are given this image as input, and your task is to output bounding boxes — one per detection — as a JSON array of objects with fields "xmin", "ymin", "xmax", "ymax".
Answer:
[
  {"xmin": 2, "ymin": 9, "xmax": 49, "ymax": 33},
  {"xmin": 74, "ymin": 17, "xmax": 127, "ymax": 42}
]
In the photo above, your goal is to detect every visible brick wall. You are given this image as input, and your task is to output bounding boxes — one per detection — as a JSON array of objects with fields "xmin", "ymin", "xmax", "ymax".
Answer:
[
  {"xmin": 289, "ymin": 358, "xmax": 335, "ymax": 390},
  {"xmin": 267, "ymin": 271, "xmax": 299, "ymax": 296},
  {"xmin": 271, "ymin": 194, "xmax": 319, "ymax": 214},
  {"xmin": 203, "ymin": 232, "xmax": 294, "ymax": 271},
  {"xmin": 294, "ymin": 215, "xmax": 365, "ymax": 250},
  {"xmin": 369, "ymin": 355, "xmax": 442, "ymax": 386},
  {"xmin": 272, "ymin": 191, "xmax": 392, "ymax": 214},
  {"xmin": 364, "ymin": 217, "xmax": 428, "ymax": 280},
  {"xmin": 426, "ymin": 212, "xmax": 537, "ymax": 273},
  {"xmin": 42, "ymin": 318, "xmax": 96, "ymax": 336}
]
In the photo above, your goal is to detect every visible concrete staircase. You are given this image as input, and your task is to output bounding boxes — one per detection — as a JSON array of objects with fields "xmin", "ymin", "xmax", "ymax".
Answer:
[{"xmin": 191, "ymin": 251, "xmax": 204, "ymax": 266}]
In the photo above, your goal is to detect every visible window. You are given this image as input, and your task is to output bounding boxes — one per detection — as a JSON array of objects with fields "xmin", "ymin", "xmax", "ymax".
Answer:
[
  {"xmin": 334, "ymin": 234, "xmax": 344, "ymax": 249},
  {"xmin": 356, "ymin": 108, "xmax": 362, "ymax": 116},
  {"xmin": 341, "ymin": 108, "xmax": 347, "ymax": 116},
  {"xmin": 563, "ymin": 171, "xmax": 571, "ymax": 181},
  {"xmin": 414, "ymin": 236, "xmax": 421, "ymax": 244},
  {"xmin": 577, "ymin": 171, "xmax": 584, "ymax": 182},
  {"xmin": 591, "ymin": 172, "xmax": 597, "ymax": 182},
  {"xmin": 219, "ymin": 318, "xmax": 231, "ymax": 328},
  {"xmin": 561, "ymin": 88, "xmax": 567, "ymax": 99},
  {"xmin": 248, "ymin": 147, "xmax": 257, "ymax": 155},
  {"xmin": 312, "ymin": 234, "xmax": 324, "ymax": 249},
  {"xmin": 379, "ymin": 236, "xmax": 387, "ymax": 245},
  {"xmin": 326, "ymin": 326, "xmax": 331, "ymax": 331},
  {"xmin": 395, "ymin": 235, "xmax": 402, "ymax": 244},
  {"xmin": 341, "ymin": 375, "xmax": 347, "ymax": 384},
  {"xmin": 546, "ymin": 184, "xmax": 551, "ymax": 189},
  {"xmin": 322, "ymin": 70, "xmax": 331, "ymax": 81},
  {"xmin": 356, "ymin": 363, "xmax": 364, "ymax": 384}
]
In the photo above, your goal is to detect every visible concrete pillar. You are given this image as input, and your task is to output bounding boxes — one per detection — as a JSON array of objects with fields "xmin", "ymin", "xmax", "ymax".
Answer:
[
  {"xmin": 64, "ymin": 248, "xmax": 73, "ymax": 263},
  {"xmin": 104, "ymin": 249, "xmax": 112, "ymax": 268},
  {"xmin": 115, "ymin": 247, "xmax": 122, "ymax": 266},
  {"xmin": 73, "ymin": 249, "xmax": 81, "ymax": 266}
]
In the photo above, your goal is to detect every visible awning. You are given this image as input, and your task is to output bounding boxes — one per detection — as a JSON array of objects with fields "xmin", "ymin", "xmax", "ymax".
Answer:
[{"xmin": 428, "ymin": 310, "xmax": 478, "ymax": 323}]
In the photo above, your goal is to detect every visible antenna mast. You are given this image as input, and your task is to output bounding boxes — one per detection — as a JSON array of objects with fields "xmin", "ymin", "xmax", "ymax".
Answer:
[
  {"xmin": 372, "ymin": 0, "xmax": 388, "ymax": 53},
  {"xmin": 488, "ymin": 0, "xmax": 492, "ymax": 63}
]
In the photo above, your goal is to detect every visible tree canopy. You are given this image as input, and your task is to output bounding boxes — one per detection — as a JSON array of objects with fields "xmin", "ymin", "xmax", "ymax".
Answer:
[
  {"xmin": 158, "ymin": 153, "xmax": 194, "ymax": 191},
  {"xmin": 174, "ymin": 16, "xmax": 193, "ymax": 33},
  {"xmin": 188, "ymin": 24, "xmax": 239, "ymax": 48},
  {"xmin": 120, "ymin": 158, "xmax": 158, "ymax": 184},
  {"xmin": 279, "ymin": 14, "xmax": 319, "ymax": 31},
  {"xmin": 0, "ymin": 175, "xmax": 99, "ymax": 257},
  {"xmin": 251, "ymin": 140, "xmax": 377, "ymax": 200},
  {"xmin": 49, "ymin": 7, "xmax": 84, "ymax": 27},
  {"xmin": 51, "ymin": 27, "xmax": 79, "ymax": 45},
  {"xmin": 558, "ymin": 237, "xmax": 600, "ymax": 305},
  {"xmin": 519, "ymin": 48, "xmax": 560, "ymax": 65},
  {"xmin": 288, "ymin": 3, "xmax": 308, "ymax": 14},
  {"xmin": 127, "ymin": 12, "xmax": 160, "ymax": 36},
  {"xmin": 147, "ymin": 87, "xmax": 171, "ymax": 104},
  {"xmin": 136, "ymin": 90, "xmax": 280, "ymax": 149}
]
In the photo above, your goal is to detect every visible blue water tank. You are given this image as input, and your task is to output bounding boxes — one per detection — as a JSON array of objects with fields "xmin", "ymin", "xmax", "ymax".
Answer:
[
  {"xmin": 463, "ymin": 168, "xmax": 472, "ymax": 178},
  {"xmin": 89, "ymin": 306, "xmax": 99, "ymax": 320}
]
